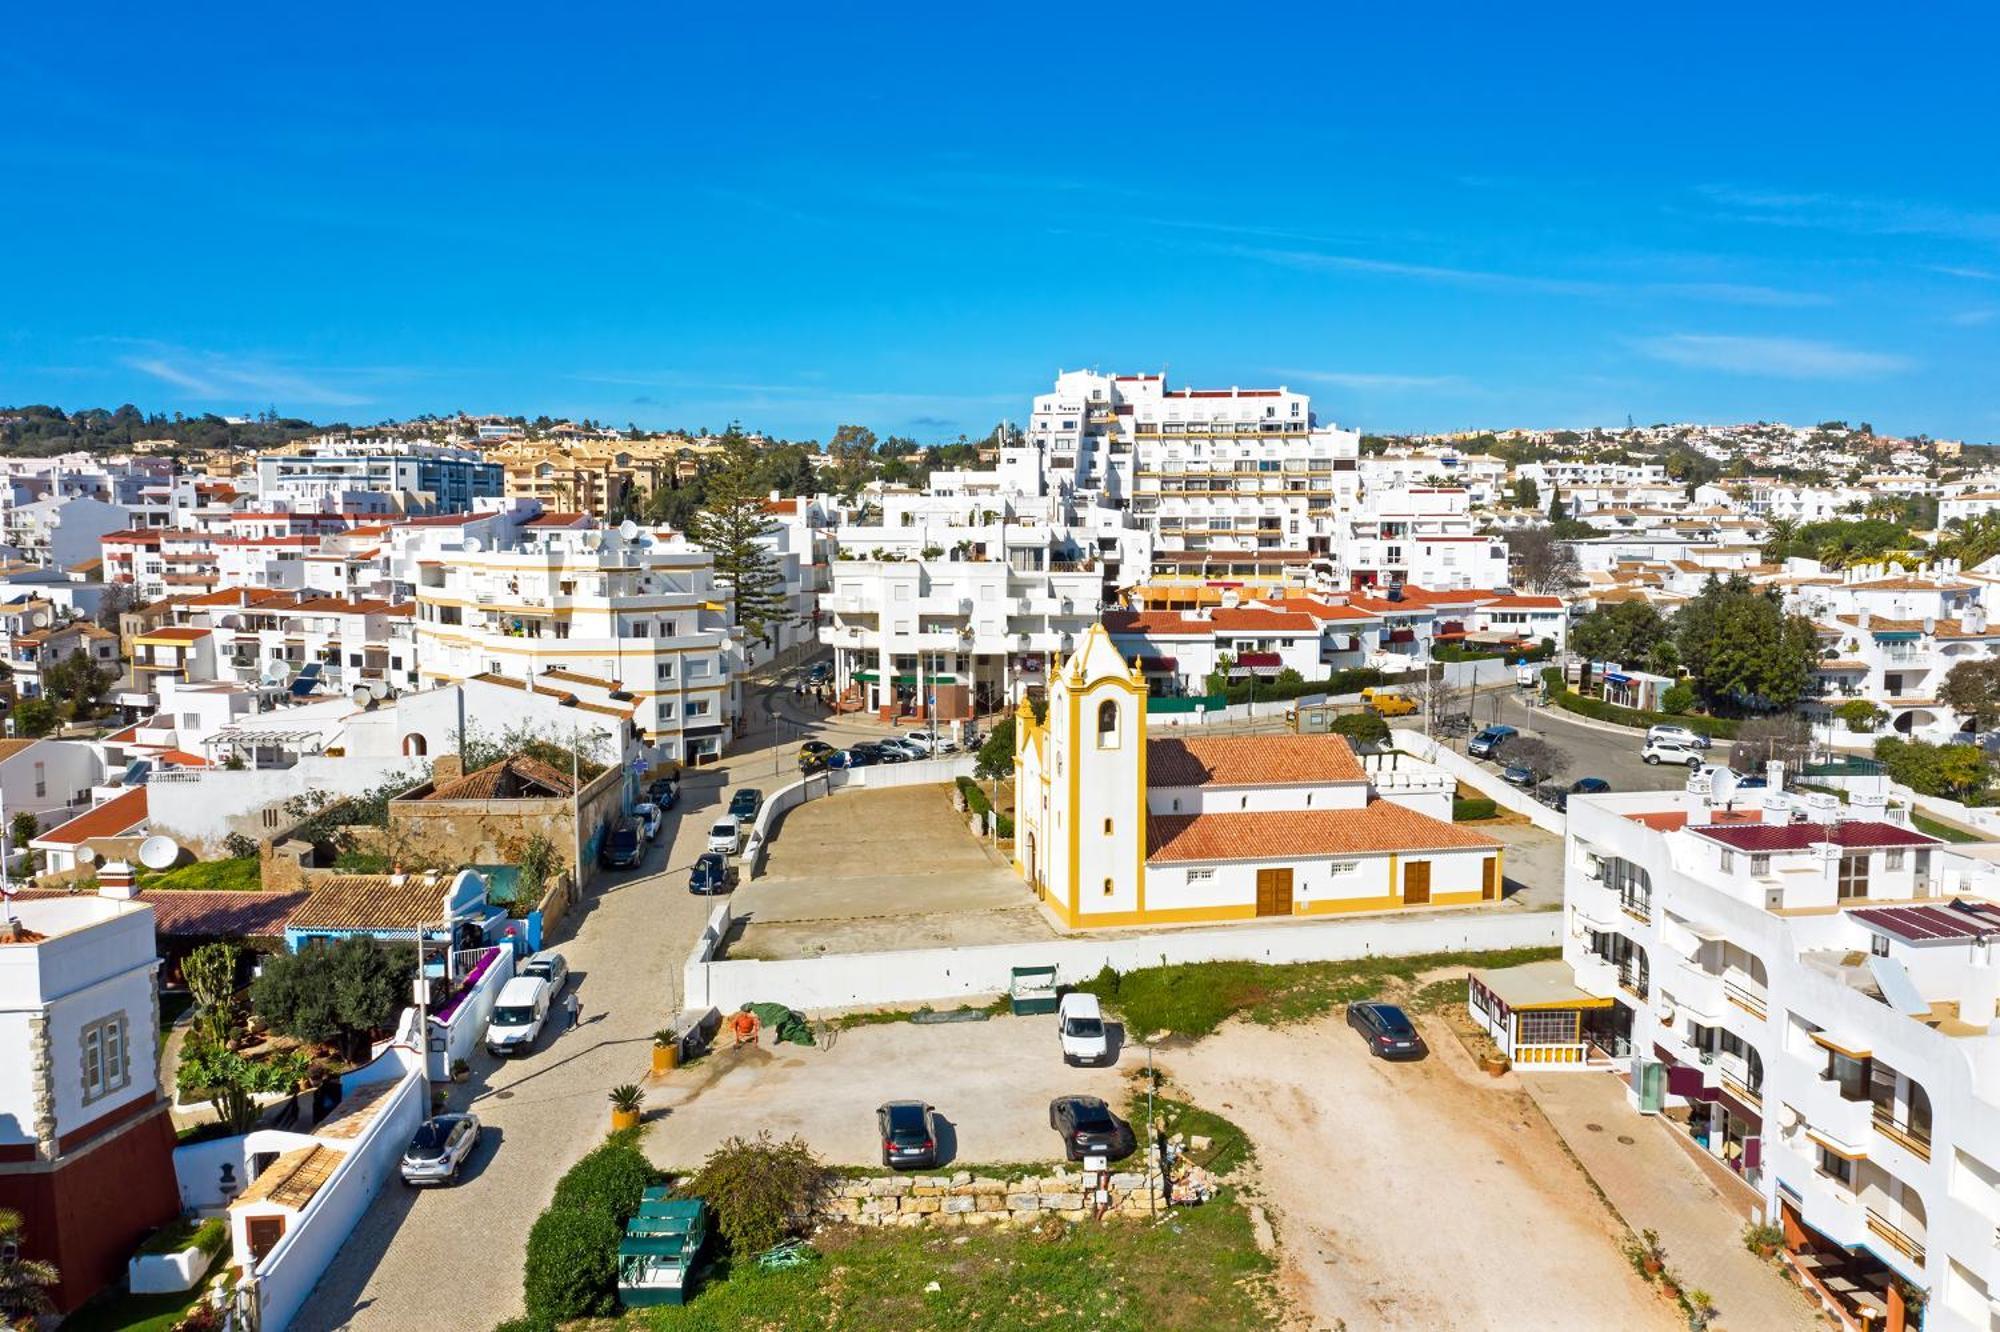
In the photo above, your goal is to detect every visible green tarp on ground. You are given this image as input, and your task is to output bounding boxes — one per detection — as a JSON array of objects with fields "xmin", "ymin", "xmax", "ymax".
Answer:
[{"xmin": 746, "ymin": 1002, "xmax": 815, "ymax": 1047}]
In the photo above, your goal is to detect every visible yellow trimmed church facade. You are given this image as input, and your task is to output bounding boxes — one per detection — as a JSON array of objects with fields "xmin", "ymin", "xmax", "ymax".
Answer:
[{"xmin": 1013, "ymin": 625, "xmax": 1504, "ymax": 930}]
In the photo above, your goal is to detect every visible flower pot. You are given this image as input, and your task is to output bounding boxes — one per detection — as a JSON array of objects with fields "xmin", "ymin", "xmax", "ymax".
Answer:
[
  {"xmin": 651, "ymin": 1042, "xmax": 678, "ymax": 1075},
  {"xmin": 611, "ymin": 1108, "xmax": 641, "ymax": 1132},
  {"xmin": 1660, "ymin": 1285, "xmax": 1680, "ymax": 1303},
  {"xmin": 1479, "ymin": 1054, "xmax": 1510, "ymax": 1076},
  {"xmin": 1642, "ymin": 1260, "xmax": 1662, "ymax": 1278}
]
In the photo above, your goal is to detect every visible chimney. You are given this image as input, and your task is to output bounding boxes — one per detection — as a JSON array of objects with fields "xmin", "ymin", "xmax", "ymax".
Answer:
[
  {"xmin": 1850, "ymin": 787, "xmax": 1888, "ymax": 822},
  {"xmin": 1964, "ymin": 939, "xmax": 1998, "ymax": 1028},
  {"xmin": 1684, "ymin": 768, "xmax": 1713, "ymax": 822},
  {"xmin": 97, "ymin": 860, "xmax": 139, "ymax": 900},
  {"xmin": 1765, "ymin": 761, "xmax": 1785, "ymax": 793},
  {"xmin": 1803, "ymin": 792, "xmax": 1841, "ymax": 825}
]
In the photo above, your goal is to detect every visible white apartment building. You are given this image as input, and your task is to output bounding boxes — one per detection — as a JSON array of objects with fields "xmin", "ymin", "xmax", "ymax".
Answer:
[
  {"xmin": 1341, "ymin": 487, "xmax": 1510, "ymax": 592},
  {"xmin": 1000, "ymin": 370, "xmax": 1361, "ymax": 590},
  {"xmin": 257, "ymin": 438, "xmax": 503, "ymax": 513},
  {"xmin": 1562, "ymin": 772, "xmax": 2000, "ymax": 1331},
  {"xmin": 402, "ymin": 518, "xmax": 742, "ymax": 763},
  {"xmin": 1357, "ymin": 448, "xmax": 1509, "ymax": 507},
  {"xmin": 820, "ymin": 555, "xmax": 1100, "ymax": 719}
]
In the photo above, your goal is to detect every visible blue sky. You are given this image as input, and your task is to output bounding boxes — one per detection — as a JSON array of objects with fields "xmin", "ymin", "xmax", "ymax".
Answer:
[{"xmin": 3, "ymin": 3, "xmax": 1997, "ymax": 443}]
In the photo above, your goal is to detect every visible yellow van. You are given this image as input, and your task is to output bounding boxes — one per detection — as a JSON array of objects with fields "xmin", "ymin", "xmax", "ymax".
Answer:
[{"xmin": 1362, "ymin": 688, "xmax": 1418, "ymax": 717}]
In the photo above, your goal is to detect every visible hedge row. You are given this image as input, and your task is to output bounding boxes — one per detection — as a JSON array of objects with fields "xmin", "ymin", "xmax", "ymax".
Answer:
[
  {"xmin": 1452, "ymin": 796, "xmax": 1498, "ymax": 822},
  {"xmin": 956, "ymin": 775, "xmax": 1014, "ymax": 838},
  {"xmin": 1212, "ymin": 665, "xmax": 1419, "ymax": 706},
  {"xmin": 521, "ymin": 1132, "xmax": 657, "ymax": 1328},
  {"xmin": 1540, "ymin": 668, "xmax": 1742, "ymax": 740},
  {"xmin": 1433, "ymin": 639, "xmax": 1557, "ymax": 664}
]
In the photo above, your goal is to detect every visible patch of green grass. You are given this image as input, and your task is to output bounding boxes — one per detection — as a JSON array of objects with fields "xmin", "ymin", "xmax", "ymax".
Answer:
[
  {"xmin": 138, "ymin": 856, "xmax": 263, "ymax": 892},
  {"xmin": 1408, "ymin": 976, "xmax": 1469, "ymax": 1014},
  {"xmin": 1077, "ymin": 946, "xmax": 1559, "ymax": 1040},
  {"xmin": 333, "ymin": 847, "xmax": 394, "ymax": 873},
  {"xmin": 60, "ymin": 1284, "xmax": 207, "ymax": 1332},
  {"xmin": 640, "ymin": 1186, "xmax": 1276, "ymax": 1332},
  {"xmin": 1910, "ymin": 811, "xmax": 1983, "ymax": 844},
  {"xmin": 832, "ymin": 998, "xmax": 1010, "ymax": 1030}
]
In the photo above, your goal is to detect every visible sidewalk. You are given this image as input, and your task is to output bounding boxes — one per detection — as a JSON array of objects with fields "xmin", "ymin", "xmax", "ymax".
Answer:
[{"xmin": 1523, "ymin": 1073, "xmax": 1818, "ymax": 1332}]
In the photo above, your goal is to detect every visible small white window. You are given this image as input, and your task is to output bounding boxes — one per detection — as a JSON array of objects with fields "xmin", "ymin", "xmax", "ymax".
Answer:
[
  {"xmin": 81, "ymin": 1016, "xmax": 130, "ymax": 1104},
  {"xmin": 1887, "ymin": 849, "xmax": 1906, "ymax": 871},
  {"xmin": 1187, "ymin": 868, "xmax": 1214, "ymax": 883}
]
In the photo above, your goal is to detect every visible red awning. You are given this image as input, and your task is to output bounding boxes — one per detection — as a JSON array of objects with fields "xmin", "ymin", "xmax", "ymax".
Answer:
[
  {"xmin": 1136, "ymin": 656, "xmax": 1179, "ymax": 673},
  {"xmin": 1236, "ymin": 652, "xmax": 1282, "ymax": 669},
  {"xmin": 1387, "ymin": 628, "xmax": 1416, "ymax": 644}
]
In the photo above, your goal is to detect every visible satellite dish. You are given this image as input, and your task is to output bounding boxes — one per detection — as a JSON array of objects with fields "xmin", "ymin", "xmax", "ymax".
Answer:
[
  {"xmin": 138, "ymin": 835, "xmax": 180, "ymax": 870},
  {"xmin": 76, "ymin": 846, "xmax": 98, "ymax": 866},
  {"xmin": 1708, "ymin": 765, "xmax": 1740, "ymax": 805},
  {"xmin": 582, "ymin": 532, "xmax": 602, "ymax": 550},
  {"xmin": 30, "ymin": 611, "xmax": 47, "ymax": 627},
  {"xmin": 463, "ymin": 536, "xmax": 483, "ymax": 553},
  {"xmin": 618, "ymin": 519, "xmax": 640, "ymax": 540},
  {"xmin": 352, "ymin": 688, "xmax": 372, "ymax": 707},
  {"xmin": 369, "ymin": 680, "xmax": 390, "ymax": 700}
]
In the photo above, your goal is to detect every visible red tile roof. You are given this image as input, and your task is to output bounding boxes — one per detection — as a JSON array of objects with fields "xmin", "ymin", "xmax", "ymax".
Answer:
[
  {"xmin": 1692, "ymin": 820, "xmax": 1938, "ymax": 852},
  {"xmin": 1147, "ymin": 734, "xmax": 1366, "ymax": 787},
  {"xmin": 13, "ymin": 887, "xmax": 306, "ymax": 937},
  {"xmin": 1106, "ymin": 607, "xmax": 1321, "ymax": 635},
  {"xmin": 35, "ymin": 787, "xmax": 147, "ymax": 847},
  {"xmin": 1146, "ymin": 801, "xmax": 1500, "ymax": 863}
]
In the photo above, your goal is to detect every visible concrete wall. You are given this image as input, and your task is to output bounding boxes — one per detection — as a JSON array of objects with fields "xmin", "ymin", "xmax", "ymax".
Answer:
[
  {"xmin": 686, "ymin": 902, "xmax": 1556, "ymax": 1013},
  {"xmin": 426, "ymin": 946, "xmax": 514, "ymax": 1080},
  {"xmin": 571, "ymin": 764, "xmax": 626, "ymax": 887},
  {"xmin": 248, "ymin": 1051, "xmax": 426, "ymax": 1332},
  {"xmin": 145, "ymin": 757, "xmax": 427, "ymax": 856},
  {"xmin": 826, "ymin": 1164, "xmax": 1162, "ymax": 1228},
  {"xmin": 1392, "ymin": 730, "xmax": 1566, "ymax": 834}
]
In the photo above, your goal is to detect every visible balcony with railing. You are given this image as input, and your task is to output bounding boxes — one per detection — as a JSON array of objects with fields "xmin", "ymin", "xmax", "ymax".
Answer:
[
  {"xmin": 1724, "ymin": 971, "xmax": 1769, "ymax": 1020},
  {"xmin": 1617, "ymin": 959, "xmax": 1650, "ymax": 1002},
  {"xmin": 1865, "ymin": 1206, "xmax": 1926, "ymax": 1268},
  {"xmin": 1871, "ymin": 1105, "xmax": 1933, "ymax": 1162}
]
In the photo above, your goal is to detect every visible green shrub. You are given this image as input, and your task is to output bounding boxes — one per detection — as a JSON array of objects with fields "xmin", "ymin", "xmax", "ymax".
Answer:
[
  {"xmin": 522, "ymin": 1206, "xmax": 622, "ymax": 1325},
  {"xmin": 1328, "ymin": 711, "xmax": 1391, "ymax": 748},
  {"xmin": 1212, "ymin": 665, "xmax": 1413, "ymax": 705},
  {"xmin": 549, "ymin": 1136, "xmax": 654, "ymax": 1224},
  {"xmin": 1660, "ymin": 681, "xmax": 1696, "ymax": 716},
  {"xmin": 1452, "ymin": 796, "xmax": 1498, "ymax": 821},
  {"xmin": 684, "ymin": 1132, "xmax": 832, "ymax": 1257}
]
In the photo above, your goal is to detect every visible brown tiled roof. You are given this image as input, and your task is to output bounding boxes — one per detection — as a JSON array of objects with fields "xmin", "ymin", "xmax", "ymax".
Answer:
[
  {"xmin": 425, "ymin": 755, "xmax": 576, "ymax": 800},
  {"xmin": 1146, "ymin": 800, "xmax": 1501, "ymax": 863},
  {"xmin": 35, "ymin": 787, "xmax": 148, "ymax": 847},
  {"xmin": 233, "ymin": 1144, "xmax": 345, "ymax": 1209},
  {"xmin": 288, "ymin": 871, "xmax": 460, "ymax": 932},
  {"xmin": 0, "ymin": 739, "xmax": 37, "ymax": 762},
  {"xmin": 1147, "ymin": 734, "xmax": 1366, "ymax": 788},
  {"xmin": 11, "ymin": 888, "xmax": 305, "ymax": 937}
]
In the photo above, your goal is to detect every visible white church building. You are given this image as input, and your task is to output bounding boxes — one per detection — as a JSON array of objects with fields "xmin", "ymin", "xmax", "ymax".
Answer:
[{"xmin": 1012, "ymin": 626, "xmax": 1504, "ymax": 929}]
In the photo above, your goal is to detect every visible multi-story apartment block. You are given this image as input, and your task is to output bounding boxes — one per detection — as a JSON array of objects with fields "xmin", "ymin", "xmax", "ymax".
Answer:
[
  {"xmin": 1341, "ymin": 487, "xmax": 1510, "ymax": 592},
  {"xmin": 403, "ymin": 518, "xmax": 742, "ymax": 763},
  {"xmin": 135, "ymin": 588, "xmax": 419, "ymax": 695},
  {"xmin": 999, "ymin": 370, "xmax": 1361, "ymax": 591},
  {"xmin": 257, "ymin": 438, "xmax": 503, "ymax": 513},
  {"xmin": 1560, "ymin": 771, "xmax": 2000, "ymax": 1331}
]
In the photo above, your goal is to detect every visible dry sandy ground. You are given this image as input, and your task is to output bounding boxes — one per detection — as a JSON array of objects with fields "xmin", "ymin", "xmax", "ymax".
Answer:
[
  {"xmin": 642, "ymin": 1015, "xmax": 1131, "ymax": 1169},
  {"xmin": 1164, "ymin": 1014, "xmax": 1678, "ymax": 1332}
]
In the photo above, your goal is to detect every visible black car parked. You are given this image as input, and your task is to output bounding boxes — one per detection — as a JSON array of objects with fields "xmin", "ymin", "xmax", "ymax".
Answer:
[
  {"xmin": 1049, "ymin": 1095, "xmax": 1122, "ymax": 1162},
  {"xmin": 876, "ymin": 1100, "xmax": 939, "ymax": 1169},
  {"xmin": 598, "ymin": 820, "xmax": 644, "ymax": 870},
  {"xmin": 688, "ymin": 851, "xmax": 736, "ymax": 895},
  {"xmin": 728, "ymin": 788, "xmax": 764, "ymax": 823},
  {"xmin": 1345, "ymin": 1001, "xmax": 1427, "ymax": 1060}
]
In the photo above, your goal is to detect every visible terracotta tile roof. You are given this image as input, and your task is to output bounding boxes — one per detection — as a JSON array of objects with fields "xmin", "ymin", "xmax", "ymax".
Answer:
[
  {"xmin": 425, "ymin": 755, "xmax": 576, "ymax": 800},
  {"xmin": 1625, "ymin": 808, "xmax": 1765, "ymax": 832},
  {"xmin": 1105, "ymin": 607, "xmax": 1321, "ymax": 635},
  {"xmin": 1147, "ymin": 734, "xmax": 1366, "ymax": 788},
  {"xmin": 1692, "ymin": 820, "xmax": 1938, "ymax": 852},
  {"xmin": 540, "ymin": 668, "xmax": 621, "ymax": 690},
  {"xmin": 35, "ymin": 786, "xmax": 147, "ymax": 847},
  {"xmin": 233, "ymin": 1143, "xmax": 345, "ymax": 1210},
  {"xmin": 13, "ymin": 887, "xmax": 307, "ymax": 937},
  {"xmin": 1146, "ymin": 801, "xmax": 1501, "ymax": 863},
  {"xmin": 140, "ymin": 626, "xmax": 212, "ymax": 642},
  {"xmin": 288, "ymin": 871, "xmax": 460, "ymax": 932},
  {"xmin": 0, "ymin": 739, "xmax": 37, "ymax": 762}
]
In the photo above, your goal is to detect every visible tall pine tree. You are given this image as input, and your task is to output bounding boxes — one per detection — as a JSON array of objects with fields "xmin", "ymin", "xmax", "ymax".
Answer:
[{"xmin": 685, "ymin": 435, "xmax": 792, "ymax": 647}]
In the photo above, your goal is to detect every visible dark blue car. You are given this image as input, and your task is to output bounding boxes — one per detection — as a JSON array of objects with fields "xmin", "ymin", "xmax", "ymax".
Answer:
[{"xmin": 688, "ymin": 851, "xmax": 735, "ymax": 895}]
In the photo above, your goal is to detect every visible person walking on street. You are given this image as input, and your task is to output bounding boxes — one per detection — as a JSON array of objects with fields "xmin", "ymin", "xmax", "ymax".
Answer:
[{"xmin": 564, "ymin": 989, "xmax": 581, "ymax": 1030}]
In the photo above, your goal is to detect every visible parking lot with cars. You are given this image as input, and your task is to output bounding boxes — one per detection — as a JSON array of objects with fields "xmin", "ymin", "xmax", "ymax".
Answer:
[{"xmin": 1433, "ymin": 685, "xmax": 1726, "ymax": 805}]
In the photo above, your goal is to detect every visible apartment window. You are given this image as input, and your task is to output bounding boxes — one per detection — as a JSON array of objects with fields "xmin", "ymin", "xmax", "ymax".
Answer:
[
  {"xmin": 1720, "ymin": 850, "xmax": 1735, "ymax": 873},
  {"xmin": 33, "ymin": 762, "xmax": 45, "ymax": 799},
  {"xmin": 81, "ymin": 1016, "xmax": 130, "ymax": 1104},
  {"xmin": 1750, "ymin": 854, "xmax": 1770, "ymax": 876},
  {"xmin": 1817, "ymin": 1146, "xmax": 1855, "ymax": 1187},
  {"xmin": 627, "ymin": 622, "xmax": 649, "ymax": 638},
  {"xmin": 1886, "ymin": 849, "xmax": 1906, "ymax": 871},
  {"xmin": 1103, "ymin": 818, "xmax": 1113, "ymax": 835},
  {"xmin": 656, "ymin": 661, "xmax": 675, "ymax": 682},
  {"xmin": 685, "ymin": 699, "xmax": 710, "ymax": 718},
  {"xmin": 1102, "ymin": 877, "xmax": 1114, "ymax": 897},
  {"xmin": 1871, "ymin": 934, "xmax": 1892, "ymax": 958},
  {"xmin": 687, "ymin": 658, "xmax": 711, "ymax": 679}
]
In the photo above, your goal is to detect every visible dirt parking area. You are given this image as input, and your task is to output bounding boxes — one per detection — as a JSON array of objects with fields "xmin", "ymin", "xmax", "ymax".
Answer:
[
  {"xmin": 1164, "ymin": 1014, "xmax": 1675, "ymax": 1332},
  {"xmin": 643, "ymin": 1014, "xmax": 1132, "ymax": 1170},
  {"xmin": 729, "ymin": 783, "xmax": 1052, "ymax": 958}
]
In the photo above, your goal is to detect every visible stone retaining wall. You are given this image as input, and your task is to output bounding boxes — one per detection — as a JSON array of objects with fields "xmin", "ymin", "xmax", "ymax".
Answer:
[{"xmin": 821, "ymin": 1164, "xmax": 1163, "ymax": 1228}]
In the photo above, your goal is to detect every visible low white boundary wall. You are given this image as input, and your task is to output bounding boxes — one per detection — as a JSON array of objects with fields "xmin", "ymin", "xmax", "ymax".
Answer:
[
  {"xmin": 1392, "ymin": 730, "xmax": 1567, "ymax": 835},
  {"xmin": 742, "ymin": 755, "xmax": 975, "ymax": 877},
  {"xmin": 685, "ymin": 901, "xmax": 1557, "ymax": 1013}
]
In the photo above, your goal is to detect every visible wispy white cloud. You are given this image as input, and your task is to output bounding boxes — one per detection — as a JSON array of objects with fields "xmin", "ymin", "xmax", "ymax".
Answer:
[
  {"xmin": 1268, "ymin": 368, "xmax": 1469, "ymax": 392},
  {"xmin": 1934, "ymin": 265, "xmax": 2000, "ymax": 282},
  {"xmin": 1221, "ymin": 244, "xmax": 1828, "ymax": 307},
  {"xmin": 118, "ymin": 344, "xmax": 377, "ymax": 407},
  {"xmin": 1699, "ymin": 185, "xmax": 2000, "ymax": 246},
  {"xmin": 1948, "ymin": 308, "xmax": 1998, "ymax": 328},
  {"xmin": 1633, "ymin": 334, "xmax": 1913, "ymax": 379}
]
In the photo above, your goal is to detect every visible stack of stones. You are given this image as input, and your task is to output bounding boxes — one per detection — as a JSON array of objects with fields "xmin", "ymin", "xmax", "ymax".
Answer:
[{"xmin": 821, "ymin": 1163, "xmax": 1166, "ymax": 1229}]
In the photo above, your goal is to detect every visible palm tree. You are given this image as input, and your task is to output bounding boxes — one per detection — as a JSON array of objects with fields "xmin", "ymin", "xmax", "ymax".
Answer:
[{"xmin": 0, "ymin": 1208, "xmax": 60, "ymax": 1321}]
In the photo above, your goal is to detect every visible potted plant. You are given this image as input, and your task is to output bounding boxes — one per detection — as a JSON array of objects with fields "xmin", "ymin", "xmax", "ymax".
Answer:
[
  {"xmin": 1658, "ymin": 1269, "xmax": 1681, "ymax": 1304},
  {"xmin": 1639, "ymin": 1228, "xmax": 1665, "ymax": 1279},
  {"xmin": 651, "ymin": 1028, "xmax": 679, "ymax": 1076},
  {"xmin": 609, "ymin": 1083, "xmax": 644, "ymax": 1131},
  {"xmin": 1685, "ymin": 1288, "xmax": 1717, "ymax": 1329},
  {"xmin": 450, "ymin": 1058, "xmax": 471, "ymax": 1084},
  {"xmin": 1742, "ymin": 1221, "xmax": 1783, "ymax": 1258}
]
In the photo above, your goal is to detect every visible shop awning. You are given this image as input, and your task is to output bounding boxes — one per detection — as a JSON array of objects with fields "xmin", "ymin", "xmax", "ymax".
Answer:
[
  {"xmin": 1236, "ymin": 652, "xmax": 1282, "ymax": 669},
  {"xmin": 1135, "ymin": 656, "xmax": 1179, "ymax": 673},
  {"xmin": 1471, "ymin": 960, "xmax": 1615, "ymax": 1012},
  {"xmin": 850, "ymin": 672, "xmax": 962, "ymax": 685}
]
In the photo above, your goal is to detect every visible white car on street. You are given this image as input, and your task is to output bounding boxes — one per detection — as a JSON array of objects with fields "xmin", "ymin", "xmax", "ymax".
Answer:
[
  {"xmin": 905, "ymin": 730, "xmax": 957, "ymax": 755},
  {"xmin": 1643, "ymin": 738, "xmax": 1706, "ymax": 767},
  {"xmin": 1645, "ymin": 724, "xmax": 1712, "ymax": 750}
]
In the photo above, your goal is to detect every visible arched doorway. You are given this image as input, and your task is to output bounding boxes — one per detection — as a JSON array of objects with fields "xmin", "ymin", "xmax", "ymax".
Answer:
[{"xmin": 402, "ymin": 732, "xmax": 428, "ymax": 757}]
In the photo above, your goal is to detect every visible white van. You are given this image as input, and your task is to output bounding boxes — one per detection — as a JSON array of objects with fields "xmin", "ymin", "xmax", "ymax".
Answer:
[
  {"xmin": 707, "ymin": 818, "xmax": 744, "ymax": 856},
  {"xmin": 1058, "ymin": 993, "xmax": 1110, "ymax": 1066},
  {"xmin": 486, "ymin": 976, "xmax": 551, "ymax": 1057}
]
